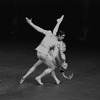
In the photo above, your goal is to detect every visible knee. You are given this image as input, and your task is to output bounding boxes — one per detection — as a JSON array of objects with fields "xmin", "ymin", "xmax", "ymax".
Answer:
[
  {"xmin": 30, "ymin": 67, "xmax": 35, "ymax": 71},
  {"xmin": 46, "ymin": 68, "xmax": 55, "ymax": 74},
  {"xmin": 46, "ymin": 63, "xmax": 55, "ymax": 71},
  {"xmin": 51, "ymin": 65, "xmax": 56, "ymax": 71}
]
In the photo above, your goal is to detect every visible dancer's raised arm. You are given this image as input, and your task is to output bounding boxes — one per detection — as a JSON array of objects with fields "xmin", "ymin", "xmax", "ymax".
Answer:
[
  {"xmin": 26, "ymin": 17, "xmax": 49, "ymax": 35},
  {"xmin": 53, "ymin": 15, "xmax": 64, "ymax": 35}
]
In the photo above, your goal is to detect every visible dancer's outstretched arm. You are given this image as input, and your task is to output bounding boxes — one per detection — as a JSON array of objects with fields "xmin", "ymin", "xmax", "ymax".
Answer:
[
  {"xmin": 26, "ymin": 17, "xmax": 49, "ymax": 35},
  {"xmin": 53, "ymin": 15, "xmax": 64, "ymax": 35}
]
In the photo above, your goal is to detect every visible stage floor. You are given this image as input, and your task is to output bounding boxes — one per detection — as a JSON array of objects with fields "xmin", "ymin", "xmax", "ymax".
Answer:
[{"xmin": 0, "ymin": 41, "xmax": 100, "ymax": 100}]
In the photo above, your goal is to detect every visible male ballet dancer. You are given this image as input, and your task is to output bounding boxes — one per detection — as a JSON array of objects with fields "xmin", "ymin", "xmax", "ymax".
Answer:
[
  {"xmin": 20, "ymin": 15, "xmax": 65, "ymax": 85},
  {"xmin": 53, "ymin": 34, "xmax": 73, "ymax": 79}
]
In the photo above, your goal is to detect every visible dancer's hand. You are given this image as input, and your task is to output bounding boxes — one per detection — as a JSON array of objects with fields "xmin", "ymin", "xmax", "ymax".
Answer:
[
  {"xmin": 57, "ymin": 15, "xmax": 64, "ymax": 23},
  {"xmin": 25, "ymin": 17, "xmax": 32, "ymax": 24}
]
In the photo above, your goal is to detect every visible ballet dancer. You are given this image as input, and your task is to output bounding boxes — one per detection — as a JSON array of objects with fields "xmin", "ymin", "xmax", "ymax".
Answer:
[{"xmin": 20, "ymin": 15, "xmax": 64, "ymax": 85}]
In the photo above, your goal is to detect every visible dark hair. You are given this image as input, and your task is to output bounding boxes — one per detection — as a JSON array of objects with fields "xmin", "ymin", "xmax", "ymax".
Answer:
[{"xmin": 58, "ymin": 30, "xmax": 65, "ymax": 36}]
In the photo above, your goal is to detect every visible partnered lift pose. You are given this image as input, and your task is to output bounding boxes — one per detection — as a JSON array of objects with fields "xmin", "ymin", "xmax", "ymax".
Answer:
[{"xmin": 20, "ymin": 15, "xmax": 73, "ymax": 85}]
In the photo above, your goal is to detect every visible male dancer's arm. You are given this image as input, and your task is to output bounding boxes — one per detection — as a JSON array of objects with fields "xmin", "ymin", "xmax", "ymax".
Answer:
[
  {"xmin": 58, "ymin": 42, "xmax": 67, "ymax": 70},
  {"xmin": 58, "ymin": 42, "xmax": 73, "ymax": 79},
  {"xmin": 53, "ymin": 15, "xmax": 64, "ymax": 35},
  {"xmin": 25, "ymin": 17, "xmax": 49, "ymax": 35},
  {"xmin": 59, "ymin": 50, "xmax": 68, "ymax": 72},
  {"xmin": 59, "ymin": 41, "xmax": 66, "ymax": 61}
]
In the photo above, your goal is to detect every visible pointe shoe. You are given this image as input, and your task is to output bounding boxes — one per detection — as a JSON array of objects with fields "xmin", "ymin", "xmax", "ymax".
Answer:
[
  {"xmin": 20, "ymin": 77, "xmax": 25, "ymax": 84},
  {"xmin": 57, "ymin": 15, "xmax": 64, "ymax": 23},
  {"xmin": 56, "ymin": 80, "xmax": 61, "ymax": 84},
  {"xmin": 35, "ymin": 77, "xmax": 43, "ymax": 85}
]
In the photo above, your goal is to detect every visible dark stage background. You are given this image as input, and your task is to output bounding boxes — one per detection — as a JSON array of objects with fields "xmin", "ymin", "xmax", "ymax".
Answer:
[
  {"xmin": 0, "ymin": 0, "xmax": 100, "ymax": 100},
  {"xmin": 0, "ymin": 0, "xmax": 100, "ymax": 46}
]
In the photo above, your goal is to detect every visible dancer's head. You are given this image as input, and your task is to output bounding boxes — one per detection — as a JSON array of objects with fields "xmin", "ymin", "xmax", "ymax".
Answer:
[
  {"xmin": 57, "ymin": 30, "xmax": 65, "ymax": 41},
  {"xmin": 62, "ymin": 62, "xmax": 68, "ymax": 70},
  {"xmin": 58, "ymin": 34, "xmax": 65, "ymax": 41},
  {"xmin": 60, "ymin": 62, "xmax": 68, "ymax": 73}
]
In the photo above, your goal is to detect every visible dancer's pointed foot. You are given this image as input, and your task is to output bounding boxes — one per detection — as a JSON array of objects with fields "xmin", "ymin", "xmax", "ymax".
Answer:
[
  {"xmin": 35, "ymin": 77, "xmax": 43, "ymax": 85},
  {"xmin": 56, "ymin": 80, "xmax": 61, "ymax": 84},
  {"xmin": 20, "ymin": 77, "xmax": 25, "ymax": 84},
  {"xmin": 57, "ymin": 15, "xmax": 64, "ymax": 23}
]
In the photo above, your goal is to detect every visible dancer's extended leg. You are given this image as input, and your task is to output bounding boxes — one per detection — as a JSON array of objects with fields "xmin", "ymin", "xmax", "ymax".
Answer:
[{"xmin": 20, "ymin": 59, "xmax": 42, "ymax": 84}]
